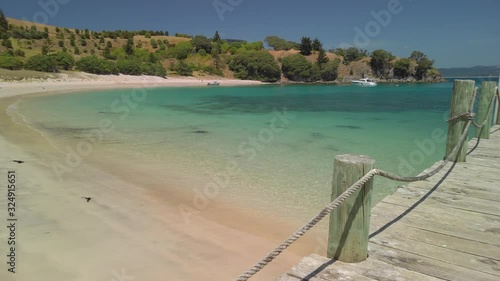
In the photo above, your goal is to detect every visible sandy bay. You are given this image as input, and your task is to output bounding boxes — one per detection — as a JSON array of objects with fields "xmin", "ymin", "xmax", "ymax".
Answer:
[{"xmin": 0, "ymin": 74, "xmax": 321, "ymax": 281}]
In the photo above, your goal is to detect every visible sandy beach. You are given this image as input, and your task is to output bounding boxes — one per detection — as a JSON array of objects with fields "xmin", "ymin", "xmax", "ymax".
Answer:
[{"xmin": 0, "ymin": 74, "xmax": 322, "ymax": 281}]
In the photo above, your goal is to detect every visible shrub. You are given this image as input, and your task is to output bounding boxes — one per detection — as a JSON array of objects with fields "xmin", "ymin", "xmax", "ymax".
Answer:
[
  {"xmin": 141, "ymin": 62, "xmax": 167, "ymax": 77},
  {"xmin": 0, "ymin": 54, "xmax": 24, "ymax": 70},
  {"xmin": 76, "ymin": 56, "xmax": 118, "ymax": 74},
  {"xmin": 173, "ymin": 60, "xmax": 193, "ymax": 76},
  {"xmin": 116, "ymin": 59, "xmax": 142, "ymax": 75},
  {"xmin": 281, "ymin": 54, "xmax": 313, "ymax": 81},
  {"xmin": 228, "ymin": 50, "xmax": 281, "ymax": 82},
  {"xmin": 52, "ymin": 51, "xmax": 75, "ymax": 70},
  {"xmin": 25, "ymin": 54, "xmax": 57, "ymax": 72}
]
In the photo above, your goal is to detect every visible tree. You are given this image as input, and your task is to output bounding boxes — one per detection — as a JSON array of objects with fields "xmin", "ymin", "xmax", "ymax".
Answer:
[
  {"xmin": 1, "ymin": 38, "xmax": 13, "ymax": 49},
  {"xmin": 172, "ymin": 41, "xmax": 193, "ymax": 60},
  {"xmin": 212, "ymin": 31, "xmax": 222, "ymax": 43},
  {"xmin": 370, "ymin": 49, "xmax": 393, "ymax": 78},
  {"xmin": 228, "ymin": 50, "xmax": 281, "ymax": 82},
  {"xmin": 320, "ymin": 59, "xmax": 341, "ymax": 81},
  {"xmin": 25, "ymin": 54, "xmax": 57, "ymax": 72},
  {"xmin": 0, "ymin": 9, "xmax": 9, "ymax": 36},
  {"xmin": 264, "ymin": 36, "xmax": 294, "ymax": 51},
  {"xmin": 300, "ymin": 37, "xmax": 312, "ymax": 55},
  {"xmin": 52, "ymin": 51, "xmax": 75, "ymax": 70},
  {"xmin": 344, "ymin": 47, "xmax": 365, "ymax": 64},
  {"xmin": 211, "ymin": 44, "xmax": 222, "ymax": 69},
  {"xmin": 312, "ymin": 38, "xmax": 322, "ymax": 52},
  {"xmin": 317, "ymin": 48, "xmax": 329, "ymax": 66},
  {"xmin": 0, "ymin": 54, "xmax": 24, "ymax": 70},
  {"xmin": 116, "ymin": 59, "xmax": 142, "ymax": 75},
  {"xmin": 150, "ymin": 39, "xmax": 158, "ymax": 49},
  {"xmin": 76, "ymin": 56, "xmax": 118, "ymax": 74},
  {"xmin": 393, "ymin": 58, "xmax": 411, "ymax": 79},
  {"xmin": 123, "ymin": 38, "xmax": 134, "ymax": 55},
  {"xmin": 173, "ymin": 60, "xmax": 193, "ymax": 76},
  {"xmin": 281, "ymin": 54, "xmax": 313, "ymax": 81},
  {"xmin": 409, "ymin": 50, "xmax": 427, "ymax": 62},
  {"xmin": 410, "ymin": 50, "xmax": 434, "ymax": 80},
  {"xmin": 191, "ymin": 35, "xmax": 212, "ymax": 53}
]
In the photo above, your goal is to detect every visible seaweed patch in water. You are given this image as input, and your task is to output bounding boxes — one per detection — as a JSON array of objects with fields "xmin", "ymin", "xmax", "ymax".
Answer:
[
  {"xmin": 335, "ymin": 125, "xmax": 362, "ymax": 129},
  {"xmin": 192, "ymin": 130, "xmax": 209, "ymax": 134},
  {"xmin": 310, "ymin": 132, "xmax": 327, "ymax": 139},
  {"xmin": 325, "ymin": 144, "xmax": 340, "ymax": 151}
]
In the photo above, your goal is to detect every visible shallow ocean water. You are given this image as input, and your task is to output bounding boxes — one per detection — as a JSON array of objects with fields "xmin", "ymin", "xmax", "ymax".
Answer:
[{"xmin": 15, "ymin": 79, "xmax": 492, "ymax": 221}]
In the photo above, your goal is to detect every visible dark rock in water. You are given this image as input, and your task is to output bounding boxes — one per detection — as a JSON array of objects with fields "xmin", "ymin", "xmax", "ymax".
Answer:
[
  {"xmin": 310, "ymin": 132, "xmax": 326, "ymax": 139},
  {"xmin": 192, "ymin": 130, "xmax": 209, "ymax": 134},
  {"xmin": 325, "ymin": 145, "xmax": 340, "ymax": 151},
  {"xmin": 336, "ymin": 125, "xmax": 362, "ymax": 129}
]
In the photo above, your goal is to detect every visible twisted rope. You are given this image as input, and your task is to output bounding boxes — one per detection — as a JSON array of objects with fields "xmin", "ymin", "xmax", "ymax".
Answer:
[
  {"xmin": 447, "ymin": 87, "xmax": 478, "ymax": 122},
  {"xmin": 235, "ymin": 85, "xmax": 495, "ymax": 281},
  {"xmin": 236, "ymin": 122, "xmax": 472, "ymax": 281}
]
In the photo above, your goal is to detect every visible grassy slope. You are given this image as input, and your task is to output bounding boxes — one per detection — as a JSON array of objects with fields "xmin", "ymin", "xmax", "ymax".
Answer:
[{"xmin": 4, "ymin": 17, "xmax": 439, "ymax": 81}]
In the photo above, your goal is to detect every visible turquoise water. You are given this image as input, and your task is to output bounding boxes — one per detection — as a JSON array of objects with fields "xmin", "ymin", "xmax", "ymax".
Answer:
[{"xmin": 15, "ymin": 79, "xmax": 493, "ymax": 220}]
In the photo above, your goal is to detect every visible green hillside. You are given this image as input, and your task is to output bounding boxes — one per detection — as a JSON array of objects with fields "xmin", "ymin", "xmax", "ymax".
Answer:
[{"xmin": 0, "ymin": 11, "xmax": 442, "ymax": 83}]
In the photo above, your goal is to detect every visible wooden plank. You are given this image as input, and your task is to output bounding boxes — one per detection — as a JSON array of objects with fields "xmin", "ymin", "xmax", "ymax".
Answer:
[
  {"xmin": 368, "ymin": 223, "xmax": 500, "ymax": 261},
  {"xmin": 405, "ymin": 183, "xmax": 500, "ymax": 204},
  {"xmin": 375, "ymin": 201, "xmax": 500, "ymax": 229},
  {"xmin": 382, "ymin": 186, "xmax": 500, "ymax": 216},
  {"xmin": 411, "ymin": 178, "xmax": 500, "ymax": 197},
  {"xmin": 286, "ymin": 254, "xmax": 440, "ymax": 281},
  {"xmin": 368, "ymin": 243, "xmax": 500, "ymax": 281},
  {"xmin": 400, "ymin": 185, "xmax": 500, "ymax": 213},
  {"xmin": 370, "ymin": 203, "xmax": 500, "ymax": 246},
  {"xmin": 285, "ymin": 254, "xmax": 376, "ymax": 281},
  {"xmin": 369, "ymin": 230, "xmax": 500, "ymax": 276}
]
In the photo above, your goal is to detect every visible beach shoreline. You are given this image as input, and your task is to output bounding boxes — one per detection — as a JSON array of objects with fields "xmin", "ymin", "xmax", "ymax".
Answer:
[{"xmin": 0, "ymin": 75, "xmax": 322, "ymax": 281}]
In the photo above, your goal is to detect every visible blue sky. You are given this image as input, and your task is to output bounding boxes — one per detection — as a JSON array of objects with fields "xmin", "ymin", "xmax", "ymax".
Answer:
[{"xmin": 2, "ymin": 0, "xmax": 499, "ymax": 68}]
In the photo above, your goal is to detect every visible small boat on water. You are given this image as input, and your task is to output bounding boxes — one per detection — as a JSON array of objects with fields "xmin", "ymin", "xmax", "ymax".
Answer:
[
  {"xmin": 207, "ymin": 81, "xmax": 220, "ymax": 86},
  {"xmin": 352, "ymin": 78, "xmax": 377, "ymax": 86}
]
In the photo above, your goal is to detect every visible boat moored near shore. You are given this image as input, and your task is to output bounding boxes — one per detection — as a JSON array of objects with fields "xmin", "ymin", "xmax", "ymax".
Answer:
[{"xmin": 351, "ymin": 78, "xmax": 377, "ymax": 86}]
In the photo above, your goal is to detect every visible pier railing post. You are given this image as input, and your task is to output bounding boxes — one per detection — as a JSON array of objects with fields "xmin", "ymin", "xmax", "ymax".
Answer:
[
  {"xmin": 496, "ymin": 88, "xmax": 500, "ymax": 125},
  {"xmin": 446, "ymin": 80, "xmax": 476, "ymax": 162},
  {"xmin": 327, "ymin": 154, "xmax": 374, "ymax": 263},
  {"xmin": 475, "ymin": 81, "xmax": 498, "ymax": 139}
]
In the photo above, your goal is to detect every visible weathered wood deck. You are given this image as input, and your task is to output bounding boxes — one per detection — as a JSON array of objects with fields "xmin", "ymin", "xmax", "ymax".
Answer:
[{"xmin": 279, "ymin": 125, "xmax": 500, "ymax": 281}]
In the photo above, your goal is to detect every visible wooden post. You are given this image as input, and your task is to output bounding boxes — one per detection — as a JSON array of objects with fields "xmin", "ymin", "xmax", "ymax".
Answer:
[
  {"xmin": 496, "ymin": 76, "xmax": 500, "ymax": 125},
  {"xmin": 327, "ymin": 154, "xmax": 374, "ymax": 263},
  {"xmin": 446, "ymin": 80, "xmax": 475, "ymax": 162},
  {"xmin": 475, "ymin": 81, "xmax": 498, "ymax": 139}
]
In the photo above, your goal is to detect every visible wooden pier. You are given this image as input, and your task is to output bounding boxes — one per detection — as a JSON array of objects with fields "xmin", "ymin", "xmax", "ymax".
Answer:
[
  {"xmin": 234, "ymin": 80, "xmax": 499, "ymax": 281},
  {"xmin": 278, "ymin": 126, "xmax": 500, "ymax": 280}
]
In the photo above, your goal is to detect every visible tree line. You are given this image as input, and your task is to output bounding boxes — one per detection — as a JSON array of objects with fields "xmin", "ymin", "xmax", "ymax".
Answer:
[{"xmin": 0, "ymin": 9, "xmax": 439, "ymax": 82}]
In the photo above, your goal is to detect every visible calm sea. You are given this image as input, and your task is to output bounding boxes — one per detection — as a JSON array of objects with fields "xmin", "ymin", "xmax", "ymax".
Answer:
[{"xmin": 13, "ymin": 78, "xmax": 496, "ymax": 221}]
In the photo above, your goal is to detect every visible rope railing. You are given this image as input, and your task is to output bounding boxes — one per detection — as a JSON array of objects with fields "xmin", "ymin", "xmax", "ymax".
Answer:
[{"xmin": 234, "ymin": 85, "xmax": 499, "ymax": 281}]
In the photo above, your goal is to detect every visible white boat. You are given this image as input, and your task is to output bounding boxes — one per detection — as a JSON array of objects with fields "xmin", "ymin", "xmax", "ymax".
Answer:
[
  {"xmin": 351, "ymin": 78, "xmax": 377, "ymax": 86},
  {"xmin": 207, "ymin": 81, "xmax": 220, "ymax": 86}
]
